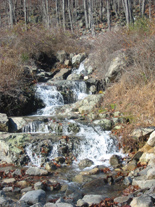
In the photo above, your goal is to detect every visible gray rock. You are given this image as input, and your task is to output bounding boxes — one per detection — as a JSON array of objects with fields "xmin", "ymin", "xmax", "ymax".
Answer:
[
  {"xmin": 147, "ymin": 131, "xmax": 155, "ymax": 147},
  {"xmin": 52, "ymin": 69, "xmax": 71, "ymax": 80},
  {"xmin": 109, "ymin": 154, "xmax": 122, "ymax": 167},
  {"xmin": 114, "ymin": 196, "xmax": 132, "ymax": 205},
  {"xmin": 67, "ymin": 73, "xmax": 82, "ymax": 81},
  {"xmin": 25, "ymin": 167, "xmax": 48, "ymax": 176},
  {"xmin": 56, "ymin": 50, "xmax": 67, "ymax": 63},
  {"xmin": 9, "ymin": 117, "xmax": 27, "ymax": 132},
  {"xmin": 123, "ymin": 177, "xmax": 132, "ymax": 185},
  {"xmin": 0, "ymin": 113, "xmax": 8, "ymax": 132},
  {"xmin": 30, "ymin": 203, "xmax": 43, "ymax": 207},
  {"xmin": 0, "ymin": 196, "xmax": 13, "ymax": 207},
  {"xmin": 132, "ymin": 178, "xmax": 155, "ymax": 189},
  {"xmin": 0, "ymin": 191, "xmax": 5, "ymax": 197},
  {"xmin": 76, "ymin": 199, "xmax": 88, "ymax": 206},
  {"xmin": 34, "ymin": 182, "xmax": 44, "ymax": 190},
  {"xmin": 130, "ymin": 195, "xmax": 153, "ymax": 207},
  {"xmin": 72, "ymin": 53, "xmax": 86, "ymax": 67},
  {"xmin": 93, "ymin": 119, "xmax": 113, "ymax": 130},
  {"xmin": 44, "ymin": 203, "xmax": 74, "ymax": 207},
  {"xmin": 146, "ymin": 168, "xmax": 155, "ymax": 180},
  {"xmin": 20, "ymin": 189, "xmax": 46, "ymax": 205},
  {"xmin": 132, "ymin": 127, "xmax": 155, "ymax": 139},
  {"xmin": 82, "ymin": 195, "xmax": 105, "ymax": 205},
  {"xmin": 78, "ymin": 158, "xmax": 94, "ymax": 168}
]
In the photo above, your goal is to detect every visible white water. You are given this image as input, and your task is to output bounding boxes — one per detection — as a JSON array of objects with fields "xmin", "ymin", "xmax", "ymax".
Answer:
[
  {"xmin": 36, "ymin": 84, "xmax": 64, "ymax": 115},
  {"xmin": 26, "ymin": 144, "xmax": 42, "ymax": 167}
]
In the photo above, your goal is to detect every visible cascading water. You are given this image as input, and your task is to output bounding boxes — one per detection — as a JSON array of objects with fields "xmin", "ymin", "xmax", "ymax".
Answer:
[
  {"xmin": 24, "ymin": 62, "xmax": 124, "ymax": 168},
  {"xmin": 35, "ymin": 84, "xmax": 64, "ymax": 115}
]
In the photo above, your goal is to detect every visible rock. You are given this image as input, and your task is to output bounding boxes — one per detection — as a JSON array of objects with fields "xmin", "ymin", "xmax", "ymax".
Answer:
[
  {"xmin": 67, "ymin": 123, "xmax": 80, "ymax": 133},
  {"xmin": 114, "ymin": 196, "xmax": 132, "ymax": 206},
  {"xmin": 25, "ymin": 167, "xmax": 48, "ymax": 176},
  {"xmin": 9, "ymin": 117, "xmax": 27, "ymax": 132},
  {"xmin": 81, "ymin": 195, "xmax": 105, "ymax": 205},
  {"xmin": 0, "ymin": 113, "xmax": 8, "ymax": 132},
  {"xmin": 132, "ymin": 127, "xmax": 155, "ymax": 139},
  {"xmin": 139, "ymin": 152, "xmax": 155, "ymax": 163},
  {"xmin": 73, "ymin": 174, "xmax": 84, "ymax": 183},
  {"xmin": 0, "ymin": 191, "xmax": 6, "ymax": 197},
  {"xmin": 21, "ymin": 187, "xmax": 33, "ymax": 193},
  {"xmin": 109, "ymin": 154, "xmax": 122, "ymax": 167},
  {"xmin": 78, "ymin": 158, "xmax": 94, "ymax": 168},
  {"xmin": 123, "ymin": 176, "xmax": 132, "ymax": 185},
  {"xmin": 54, "ymin": 157, "xmax": 65, "ymax": 164},
  {"xmin": 45, "ymin": 162, "xmax": 57, "ymax": 172},
  {"xmin": 44, "ymin": 203, "xmax": 74, "ymax": 207},
  {"xmin": 147, "ymin": 131, "xmax": 155, "ymax": 147},
  {"xmin": 56, "ymin": 50, "xmax": 67, "ymax": 63},
  {"xmin": 67, "ymin": 73, "xmax": 82, "ymax": 81},
  {"xmin": 130, "ymin": 195, "xmax": 153, "ymax": 207},
  {"xmin": 17, "ymin": 181, "xmax": 29, "ymax": 188},
  {"xmin": 34, "ymin": 182, "xmax": 44, "ymax": 190},
  {"xmin": 90, "ymin": 85, "xmax": 96, "ymax": 94},
  {"xmin": 93, "ymin": 119, "xmax": 113, "ymax": 130},
  {"xmin": 30, "ymin": 203, "xmax": 43, "ymax": 207},
  {"xmin": 80, "ymin": 168, "xmax": 99, "ymax": 175},
  {"xmin": 52, "ymin": 68, "xmax": 71, "ymax": 80},
  {"xmin": 146, "ymin": 168, "xmax": 155, "ymax": 180},
  {"xmin": 139, "ymin": 143, "xmax": 153, "ymax": 153},
  {"xmin": 0, "ymin": 196, "xmax": 14, "ymax": 207},
  {"xmin": 132, "ymin": 178, "xmax": 155, "ymax": 189},
  {"xmin": 77, "ymin": 199, "xmax": 88, "ymax": 206},
  {"xmin": 20, "ymin": 189, "xmax": 46, "ymax": 205},
  {"xmin": 2, "ymin": 187, "xmax": 13, "ymax": 192},
  {"xmin": 122, "ymin": 160, "xmax": 137, "ymax": 171},
  {"xmin": 64, "ymin": 59, "xmax": 71, "ymax": 66},
  {"xmin": 105, "ymin": 50, "xmax": 127, "ymax": 83},
  {"xmin": 2, "ymin": 178, "xmax": 16, "ymax": 184},
  {"xmin": 72, "ymin": 53, "xmax": 86, "ymax": 67}
]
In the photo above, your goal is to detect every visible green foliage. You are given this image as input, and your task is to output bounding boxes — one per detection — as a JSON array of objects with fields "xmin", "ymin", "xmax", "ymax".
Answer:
[{"xmin": 110, "ymin": 103, "xmax": 116, "ymax": 110}]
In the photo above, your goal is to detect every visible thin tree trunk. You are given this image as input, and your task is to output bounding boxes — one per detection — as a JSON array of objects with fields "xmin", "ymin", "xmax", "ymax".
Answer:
[
  {"xmin": 84, "ymin": 0, "xmax": 88, "ymax": 28},
  {"xmin": 106, "ymin": 0, "xmax": 111, "ymax": 31},
  {"xmin": 148, "ymin": 0, "xmax": 152, "ymax": 20},
  {"xmin": 141, "ymin": 0, "xmax": 146, "ymax": 17},
  {"xmin": 8, "ymin": 0, "xmax": 14, "ymax": 28},
  {"xmin": 56, "ymin": 0, "xmax": 59, "ymax": 26},
  {"xmin": 23, "ymin": 0, "xmax": 27, "ymax": 29},
  {"xmin": 68, "ymin": 0, "xmax": 73, "ymax": 32},
  {"xmin": 62, "ymin": 0, "xmax": 66, "ymax": 31},
  {"xmin": 45, "ymin": 0, "xmax": 50, "ymax": 28}
]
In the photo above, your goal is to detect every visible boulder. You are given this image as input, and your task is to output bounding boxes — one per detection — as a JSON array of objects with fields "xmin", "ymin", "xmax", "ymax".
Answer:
[
  {"xmin": 105, "ymin": 50, "xmax": 127, "ymax": 83},
  {"xmin": 20, "ymin": 189, "xmax": 46, "ymax": 205},
  {"xmin": 78, "ymin": 158, "xmax": 94, "ymax": 169},
  {"xmin": 114, "ymin": 196, "xmax": 132, "ymax": 206},
  {"xmin": 0, "ymin": 113, "xmax": 8, "ymax": 132},
  {"xmin": 93, "ymin": 119, "xmax": 113, "ymax": 130},
  {"xmin": 67, "ymin": 73, "xmax": 82, "ymax": 80},
  {"xmin": 147, "ymin": 131, "xmax": 155, "ymax": 147},
  {"xmin": 9, "ymin": 117, "xmax": 27, "ymax": 132},
  {"xmin": 72, "ymin": 53, "xmax": 86, "ymax": 67},
  {"xmin": 109, "ymin": 154, "xmax": 122, "ymax": 167},
  {"xmin": 132, "ymin": 127, "xmax": 155, "ymax": 139},
  {"xmin": 130, "ymin": 195, "xmax": 153, "ymax": 207}
]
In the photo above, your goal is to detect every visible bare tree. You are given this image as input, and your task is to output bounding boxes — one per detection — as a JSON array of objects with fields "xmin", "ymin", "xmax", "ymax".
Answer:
[
  {"xmin": 62, "ymin": 0, "xmax": 66, "ymax": 30},
  {"xmin": 83, "ymin": 0, "xmax": 88, "ymax": 28},
  {"xmin": 106, "ymin": 0, "xmax": 111, "ymax": 30},
  {"xmin": 8, "ymin": 0, "xmax": 15, "ymax": 27},
  {"xmin": 141, "ymin": 0, "xmax": 146, "ymax": 17},
  {"xmin": 68, "ymin": 0, "xmax": 73, "ymax": 32}
]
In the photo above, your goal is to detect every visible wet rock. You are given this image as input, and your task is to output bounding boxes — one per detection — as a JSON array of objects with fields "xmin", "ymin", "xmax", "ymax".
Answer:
[
  {"xmin": 130, "ymin": 195, "xmax": 154, "ymax": 207},
  {"xmin": 78, "ymin": 158, "xmax": 94, "ymax": 168},
  {"xmin": 80, "ymin": 168, "xmax": 99, "ymax": 175},
  {"xmin": 2, "ymin": 187, "xmax": 13, "ymax": 192},
  {"xmin": 0, "ymin": 191, "xmax": 6, "ymax": 197},
  {"xmin": 54, "ymin": 157, "xmax": 65, "ymax": 164},
  {"xmin": 81, "ymin": 194, "xmax": 106, "ymax": 205},
  {"xmin": 0, "ymin": 113, "xmax": 9, "ymax": 132},
  {"xmin": 25, "ymin": 167, "xmax": 48, "ymax": 176},
  {"xmin": 77, "ymin": 199, "xmax": 88, "ymax": 207},
  {"xmin": 20, "ymin": 189, "xmax": 46, "ymax": 205},
  {"xmin": 21, "ymin": 187, "xmax": 33, "ymax": 193},
  {"xmin": 68, "ymin": 123, "xmax": 80, "ymax": 133},
  {"xmin": 16, "ymin": 200, "xmax": 30, "ymax": 207},
  {"xmin": 109, "ymin": 154, "xmax": 122, "ymax": 168},
  {"xmin": 123, "ymin": 160, "xmax": 137, "ymax": 171}
]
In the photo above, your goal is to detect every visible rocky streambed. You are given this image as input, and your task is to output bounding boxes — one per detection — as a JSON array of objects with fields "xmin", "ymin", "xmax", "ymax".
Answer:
[{"xmin": 0, "ymin": 56, "xmax": 155, "ymax": 207}]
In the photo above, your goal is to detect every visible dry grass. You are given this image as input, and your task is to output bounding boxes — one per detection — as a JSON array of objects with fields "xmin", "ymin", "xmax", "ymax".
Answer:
[
  {"xmin": 90, "ymin": 18, "xmax": 155, "ymax": 151},
  {"xmin": 0, "ymin": 23, "xmax": 91, "ymax": 91}
]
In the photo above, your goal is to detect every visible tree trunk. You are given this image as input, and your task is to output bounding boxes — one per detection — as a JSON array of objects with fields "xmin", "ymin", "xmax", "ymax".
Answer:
[
  {"xmin": 148, "ymin": 0, "xmax": 152, "ymax": 19},
  {"xmin": 56, "ymin": 0, "xmax": 59, "ymax": 26},
  {"xmin": 62, "ymin": 0, "xmax": 66, "ymax": 31},
  {"xmin": 106, "ymin": 0, "xmax": 111, "ymax": 31},
  {"xmin": 68, "ymin": 0, "xmax": 73, "ymax": 32},
  {"xmin": 23, "ymin": 0, "xmax": 27, "ymax": 28},
  {"xmin": 83, "ymin": 0, "xmax": 88, "ymax": 28},
  {"xmin": 8, "ymin": 0, "xmax": 15, "ymax": 28},
  {"xmin": 141, "ymin": 0, "xmax": 146, "ymax": 17}
]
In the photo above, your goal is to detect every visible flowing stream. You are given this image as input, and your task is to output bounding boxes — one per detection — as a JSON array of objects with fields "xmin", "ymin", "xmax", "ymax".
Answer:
[{"xmin": 23, "ymin": 63, "xmax": 124, "ymax": 169}]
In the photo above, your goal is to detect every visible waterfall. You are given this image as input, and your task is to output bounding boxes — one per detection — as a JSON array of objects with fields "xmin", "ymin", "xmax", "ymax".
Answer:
[{"xmin": 35, "ymin": 84, "xmax": 64, "ymax": 115}]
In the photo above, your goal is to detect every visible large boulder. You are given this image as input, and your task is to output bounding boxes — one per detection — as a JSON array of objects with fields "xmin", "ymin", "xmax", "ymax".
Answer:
[
  {"xmin": 56, "ymin": 50, "xmax": 67, "ymax": 63},
  {"xmin": 0, "ymin": 113, "xmax": 8, "ymax": 132},
  {"xmin": 9, "ymin": 117, "xmax": 27, "ymax": 132},
  {"xmin": 104, "ymin": 50, "xmax": 127, "ymax": 83},
  {"xmin": 52, "ymin": 68, "xmax": 71, "ymax": 80}
]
